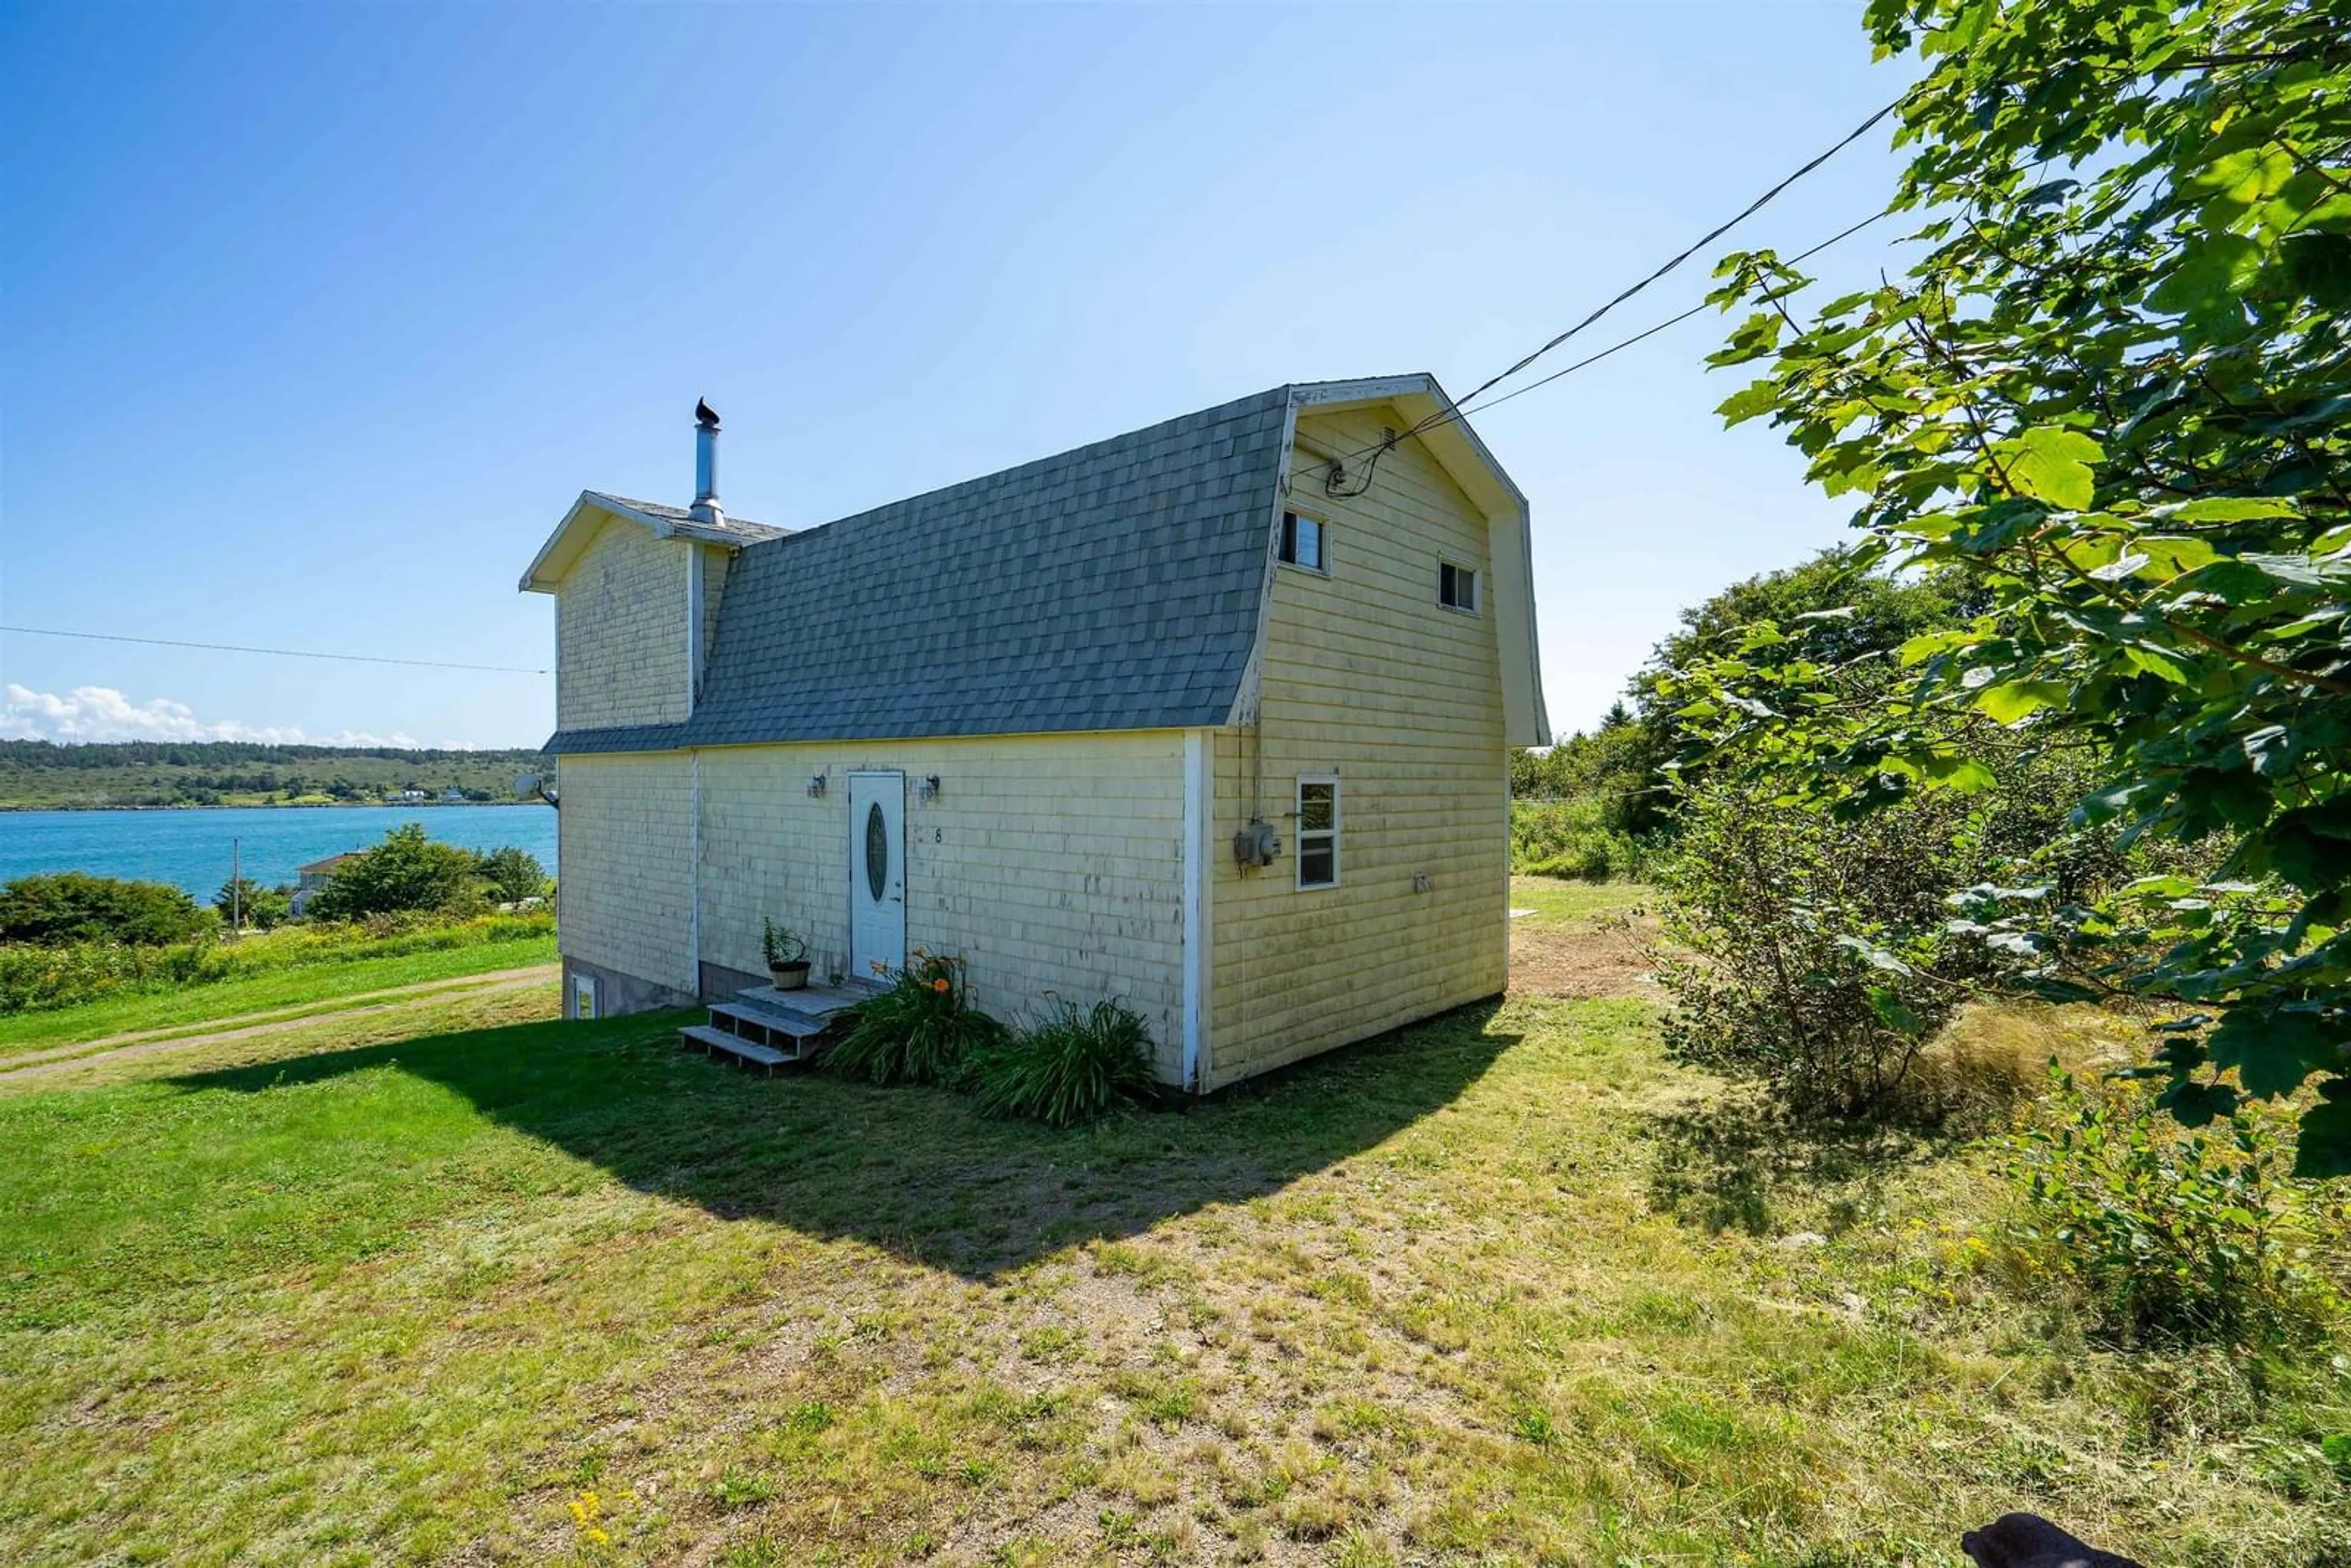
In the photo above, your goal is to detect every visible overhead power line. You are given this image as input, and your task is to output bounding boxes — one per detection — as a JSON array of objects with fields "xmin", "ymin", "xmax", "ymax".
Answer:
[
  {"xmin": 0, "ymin": 625, "xmax": 550, "ymax": 675},
  {"xmin": 1318, "ymin": 92, "xmax": 1910, "ymax": 494},
  {"xmin": 1457, "ymin": 208, "xmax": 1897, "ymax": 420}
]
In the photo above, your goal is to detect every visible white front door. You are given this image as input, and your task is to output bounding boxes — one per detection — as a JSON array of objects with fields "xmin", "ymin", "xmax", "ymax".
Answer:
[{"xmin": 847, "ymin": 771, "xmax": 907, "ymax": 980}]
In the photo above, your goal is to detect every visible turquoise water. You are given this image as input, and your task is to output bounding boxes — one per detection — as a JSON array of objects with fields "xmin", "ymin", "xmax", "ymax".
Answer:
[{"xmin": 0, "ymin": 806, "xmax": 559, "ymax": 896}]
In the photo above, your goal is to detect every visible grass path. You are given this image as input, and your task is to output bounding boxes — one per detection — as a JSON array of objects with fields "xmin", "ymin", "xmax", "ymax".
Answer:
[
  {"xmin": 0, "ymin": 902, "xmax": 2341, "ymax": 1566},
  {"xmin": 0, "ymin": 962, "xmax": 557, "ymax": 1080}
]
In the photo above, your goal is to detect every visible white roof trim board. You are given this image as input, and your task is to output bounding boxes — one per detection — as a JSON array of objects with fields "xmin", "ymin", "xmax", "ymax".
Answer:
[
  {"xmin": 1271, "ymin": 375, "xmax": 1549, "ymax": 748},
  {"xmin": 518, "ymin": 491, "xmax": 789, "ymax": 594},
  {"xmin": 526, "ymin": 377, "xmax": 1549, "ymax": 752}
]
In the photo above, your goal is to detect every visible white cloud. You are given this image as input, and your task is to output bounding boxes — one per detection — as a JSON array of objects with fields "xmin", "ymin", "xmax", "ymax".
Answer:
[{"xmin": 1, "ymin": 684, "xmax": 429, "ymax": 749}]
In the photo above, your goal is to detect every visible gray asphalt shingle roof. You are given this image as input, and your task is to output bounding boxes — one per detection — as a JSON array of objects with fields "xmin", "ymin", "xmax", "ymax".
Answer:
[{"xmin": 546, "ymin": 385, "xmax": 1291, "ymax": 755}]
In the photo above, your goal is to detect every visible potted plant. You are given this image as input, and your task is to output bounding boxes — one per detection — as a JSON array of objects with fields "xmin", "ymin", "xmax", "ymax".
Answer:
[{"xmin": 762, "ymin": 918, "xmax": 811, "ymax": 991}]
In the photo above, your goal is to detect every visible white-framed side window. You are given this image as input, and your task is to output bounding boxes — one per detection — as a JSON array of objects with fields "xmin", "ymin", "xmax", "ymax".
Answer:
[
  {"xmin": 1295, "ymin": 775, "xmax": 1340, "ymax": 890},
  {"xmin": 1278, "ymin": 510, "xmax": 1329, "ymax": 574},
  {"xmin": 1439, "ymin": 560, "xmax": 1479, "ymax": 613},
  {"xmin": 571, "ymin": 973, "xmax": 598, "ymax": 1020}
]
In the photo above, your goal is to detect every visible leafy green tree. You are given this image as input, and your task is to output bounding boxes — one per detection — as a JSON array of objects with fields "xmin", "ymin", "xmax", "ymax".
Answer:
[
  {"xmin": 0, "ymin": 872, "xmax": 209, "ymax": 947},
  {"xmin": 212, "ymin": 877, "xmax": 292, "ymax": 931},
  {"xmin": 1515, "ymin": 549, "xmax": 1977, "ymax": 835},
  {"xmin": 304, "ymin": 823, "xmax": 483, "ymax": 920},
  {"xmin": 1700, "ymin": 0, "xmax": 2351, "ymax": 1168},
  {"xmin": 474, "ymin": 846, "xmax": 548, "ymax": 904}
]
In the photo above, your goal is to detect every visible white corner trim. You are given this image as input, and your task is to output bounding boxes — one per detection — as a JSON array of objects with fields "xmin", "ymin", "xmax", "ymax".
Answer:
[
  {"xmin": 1224, "ymin": 394, "xmax": 1300, "ymax": 728},
  {"xmin": 1501, "ymin": 763, "xmax": 1515, "ymax": 990},
  {"xmin": 688, "ymin": 751, "xmax": 703, "ymax": 996},
  {"xmin": 1182, "ymin": 729, "xmax": 1210, "ymax": 1092},
  {"xmin": 686, "ymin": 545, "xmax": 706, "ymax": 714}
]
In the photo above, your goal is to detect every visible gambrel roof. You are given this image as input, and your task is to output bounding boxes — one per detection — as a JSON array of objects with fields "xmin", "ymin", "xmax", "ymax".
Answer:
[{"xmin": 535, "ymin": 377, "xmax": 1548, "ymax": 754}]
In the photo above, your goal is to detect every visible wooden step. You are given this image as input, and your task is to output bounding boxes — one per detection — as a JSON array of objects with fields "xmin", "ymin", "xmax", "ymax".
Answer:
[
  {"xmin": 709, "ymin": 999, "xmax": 832, "ymax": 1041},
  {"xmin": 680, "ymin": 1022, "xmax": 791, "ymax": 1070},
  {"xmin": 733, "ymin": 981, "xmax": 872, "ymax": 1026}
]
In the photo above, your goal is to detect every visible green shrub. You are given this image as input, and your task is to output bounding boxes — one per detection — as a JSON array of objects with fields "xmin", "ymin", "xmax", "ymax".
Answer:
[
  {"xmin": 1652, "ymin": 706, "xmax": 2145, "ymax": 1122},
  {"xmin": 827, "ymin": 951, "xmax": 1006, "ymax": 1087},
  {"xmin": 972, "ymin": 998, "xmax": 1158, "ymax": 1128},
  {"xmin": 474, "ymin": 846, "xmax": 549, "ymax": 904},
  {"xmin": 2004, "ymin": 1065, "xmax": 2339, "ymax": 1350},
  {"xmin": 1511, "ymin": 795, "xmax": 1648, "ymax": 881},
  {"xmin": 1653, "ymin": 773, "xmax": 1981, "ymax": 1119},
  {"xmin": 305, "ymin": 823, "xmax": 487, "ymax": 920},
  {"xmin": 0, "ymin": 872, "xmax": 211, "ymax": 947},
  {"xmin": 214, "ymin": 877, "xmax": 293, "ymax": 931}
]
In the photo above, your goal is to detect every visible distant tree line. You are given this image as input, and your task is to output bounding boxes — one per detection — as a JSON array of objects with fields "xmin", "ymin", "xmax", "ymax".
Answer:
[
  {"xmin": 0, "ymin": 742, "xmax": 549, "ymax": 810},
  {"xmin": 0, "ymin": 741, "xmax": 546, "ymax": 770}
]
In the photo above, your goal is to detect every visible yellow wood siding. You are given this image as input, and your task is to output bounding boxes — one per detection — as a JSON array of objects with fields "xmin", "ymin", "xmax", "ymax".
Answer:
[
  {"xmin": 557, "ymin": 751, "xmax": 697, "ymax": 993},
  {"xmin": 1205, "ymin": 405, "xmax": 1509, "ymax": 1089},
  {"xmin": 555, "ymin": 516, "xmax": 690, "ymax": 730},
  {"xmin": 696, "ymin": 732, "xmax": 1191, "ymax": 1081}
]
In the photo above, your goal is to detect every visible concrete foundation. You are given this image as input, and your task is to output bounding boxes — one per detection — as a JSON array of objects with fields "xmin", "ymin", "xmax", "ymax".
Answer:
[{"xmin": 562, "ymin": 956, "xmax": 696, "ymax": 1019}]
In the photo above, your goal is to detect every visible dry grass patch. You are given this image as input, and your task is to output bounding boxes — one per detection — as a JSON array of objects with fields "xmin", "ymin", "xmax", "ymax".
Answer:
[{"xmin": 0, "ymin": 969, "xmax": 2343, "ymax": 1566}]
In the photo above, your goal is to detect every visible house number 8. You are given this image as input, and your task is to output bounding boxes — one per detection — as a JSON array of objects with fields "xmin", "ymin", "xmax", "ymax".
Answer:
[{"xmin": 934, "ymin": 827, "xmax": 943, "ymax": 842}]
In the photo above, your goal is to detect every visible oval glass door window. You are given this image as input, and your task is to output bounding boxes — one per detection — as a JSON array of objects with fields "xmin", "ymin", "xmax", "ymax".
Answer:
[{"xmin": 864, "ymin": 802, "xmax": 888, "ymax": 901}]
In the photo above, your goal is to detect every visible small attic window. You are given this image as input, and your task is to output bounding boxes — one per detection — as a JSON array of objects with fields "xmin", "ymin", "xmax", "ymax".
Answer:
[
  {"xmin": 1440, "ymin": 561, "xmax": 1479, "ymax": 613},
  {"xmin": 1278, "ymin": 511, "xmax": 1326, "ymax": 572}
]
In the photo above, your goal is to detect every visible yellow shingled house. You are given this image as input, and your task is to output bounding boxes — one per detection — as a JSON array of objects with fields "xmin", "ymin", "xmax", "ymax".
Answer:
[{"xmin": 517, "ymin": 377, "xmax": 1547, "ymax": 1092}]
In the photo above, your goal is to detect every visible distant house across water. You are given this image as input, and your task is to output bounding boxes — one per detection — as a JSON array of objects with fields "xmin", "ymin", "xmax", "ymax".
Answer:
[{"xmin": 289, "ymin": 853, "xmax": 359, "ymax": 917}]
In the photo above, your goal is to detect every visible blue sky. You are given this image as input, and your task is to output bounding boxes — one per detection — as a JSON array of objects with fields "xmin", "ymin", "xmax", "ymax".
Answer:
[{"xmin": 0, "ymin": 2, "xmax": 1917, "ymax": 749}]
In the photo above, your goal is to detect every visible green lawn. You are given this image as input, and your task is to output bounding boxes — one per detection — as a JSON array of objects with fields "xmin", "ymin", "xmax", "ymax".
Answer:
[
  {"xmin": 0, "ymin": 932, "xmax": 557, "ymax": 1059},
  {"xmin": 0, "ymin": 978, "xmax": 2342, "ymax": 1566},
  {"xmin": 1508, "ymin": 872, "xmax": 1651, "ymax": 927}
]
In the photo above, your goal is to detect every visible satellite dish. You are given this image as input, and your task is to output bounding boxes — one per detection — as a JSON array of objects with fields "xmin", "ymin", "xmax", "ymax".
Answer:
[{"xmin": 516, "ymin": 772, "xmax": 560, "ymax": 808}]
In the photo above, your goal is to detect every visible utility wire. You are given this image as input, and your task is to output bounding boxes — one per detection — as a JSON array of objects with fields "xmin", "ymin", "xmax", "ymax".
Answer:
[
  {"xmin": 1445, "ymin": 96, "xmax": 1904, "ymax": 414},
  {"xmin": 1457, "ymin": 208, "xmax": 1898, "ymax": 421},
  {"xmin": 0, "ymin": 625, "xmax": 550, "ymax": 675},
  {"xmin": 1319, "ymin": 92, "xmax": 1908, "ymax": 493}
]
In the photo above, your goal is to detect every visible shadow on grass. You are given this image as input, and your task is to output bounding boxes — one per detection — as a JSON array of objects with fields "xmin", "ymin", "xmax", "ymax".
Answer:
[
  {"xmin": 168, "ymin": 1001, "xmax": 1517, "ymax": 1281},
  {"xmin": 1643, "ymin": 1091, "xmax": 1919, "ymax": 1237}
]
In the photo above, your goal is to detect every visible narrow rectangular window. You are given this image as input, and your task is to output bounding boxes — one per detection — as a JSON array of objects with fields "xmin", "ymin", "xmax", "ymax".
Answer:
[
  {"xmin": 1296, "ymin": 776, "xmax": 1339, "ymax": 889},
  {"xmin": 1440, "ymin": 560, "xmax": 1479, "ymax": 612},
  {"xmin": 1278, "ymin": 511, "xmax": 1325, "ymax": 571}
]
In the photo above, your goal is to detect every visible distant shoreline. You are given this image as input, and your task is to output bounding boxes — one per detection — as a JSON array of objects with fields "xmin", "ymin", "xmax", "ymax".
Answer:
[{"xmin": 0, "ymin": 800, "xmax": 541, "ymax": 814}]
